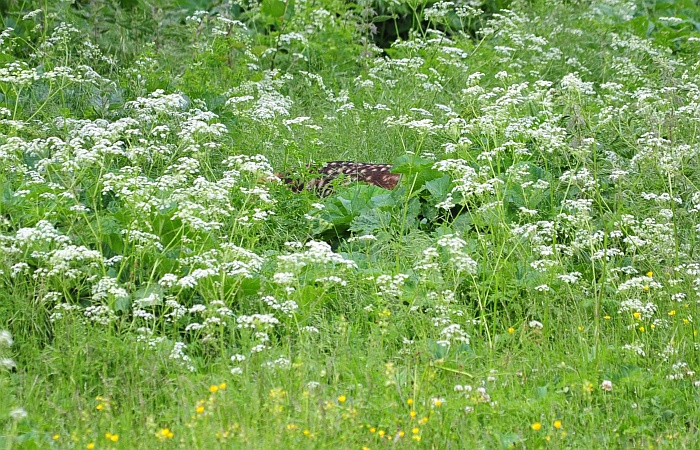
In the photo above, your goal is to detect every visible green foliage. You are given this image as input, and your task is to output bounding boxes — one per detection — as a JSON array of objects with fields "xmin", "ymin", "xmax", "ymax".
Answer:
[
  {"xmin": 309, "ymin": 154, "xmax": 454, "ymax": 239},
  {"xmin": 621, "ymin": 0, "xmax": 700, "ymax": 52}
]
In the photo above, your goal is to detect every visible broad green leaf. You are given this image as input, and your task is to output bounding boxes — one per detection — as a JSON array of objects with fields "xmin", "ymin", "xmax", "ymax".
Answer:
[
  {"xmin": 391, "ymin": 154, "xmax": 434, "ymax": 175},
  {"xmin": 349, "ymin": 208, "xmax": 392, "ymax": 234},
  {"xmin": 425, "ymin": 175, "xmax": 451, "ymax": 199},
  {"xmin": 261, "ymin": 0, "xmax": 294, "ymax": 18},
  {"xmin": 114, "ymin": 296, "xmax": 131, "ymax": 312}
]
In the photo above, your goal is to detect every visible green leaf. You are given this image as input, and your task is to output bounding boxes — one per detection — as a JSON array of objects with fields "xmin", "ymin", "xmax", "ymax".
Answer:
[
  {"xmin": 391, "ymin": 154, "xmax": 434, "ymax": 175},
  {"xmin": 403, "ymin": 197, "xmax": 422, "ymax": 227},
  {"xmin": 97, "ymin": 215, "xmax": 124, "ymax": 255},
  {"xmin": 536, "ymin": 385, "xmax": 548, "ymax": 398},
  {"xmin": 349, "ymin": 208, "xmax": 392, "ymax": 234},
  {"xmin": 428, "ymin": 339, "xmax": 449, "ymax": 359},
  {"xmin": 261, "ymin": 0, "xmax": 284, "ymax": 17},
  {"xmin": 450, "ymin": 211, "xmax": 473, "ymax": 231},
  {"xmin": 372, "ymin": 14, "xmax": 396, "ymax": 23},
  {"xmin": 241, "ymin": 276, "xmax": 261, "ymax": 295},
  {"xmin": 261, "ymin": 0, "xmax": 294, "ymax": 19},
  {"xmin": 425, "ymin": 175, "xmax": 451, "ymax": 199},
  {"xmin": 114, "ymin": 296, "xmax": 131, "ymax": 312},
  {"xmin": 251, "ymin": 46, "xmax": 269, "ymax": 57},
  {"xmin": 370, "ymin": 192, "xmax": 395, "ymax": 208}
]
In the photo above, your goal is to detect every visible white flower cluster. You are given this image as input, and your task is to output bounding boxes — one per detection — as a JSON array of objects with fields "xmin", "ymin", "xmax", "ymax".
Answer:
[
  {"xmin": 277, "ymin": 241, "xmax": 358, "ymax": 271},
  {"xmin": 0, "ymin": 330, "xmax": 15, "ymax": 374},
  {"xmin": 237, "ymin": 314, "xmax": 280, "ymax": 330},
  {"xmin": 169, "ymin": 341, "xmax": 195, "ymax": 371},
  {"xmin": 618, "ymin": 298, "xmax": 657, "ymax": 319},
  {"xmin": 375, "ymin": 273, "xmax": 410, "ymax": 297},
  {"xmin": 262, "ymin": 296, "xmax": 299, "ymax": 317},
  {"xmin": 225, "ymin": 70, "xmax": 294, "ymax": 121}
]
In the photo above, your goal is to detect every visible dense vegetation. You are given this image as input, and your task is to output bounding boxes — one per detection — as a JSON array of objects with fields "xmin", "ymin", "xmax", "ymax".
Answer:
[{"xmin": 2, "ymin": 0, "xmax": 700, "ymax": 447}]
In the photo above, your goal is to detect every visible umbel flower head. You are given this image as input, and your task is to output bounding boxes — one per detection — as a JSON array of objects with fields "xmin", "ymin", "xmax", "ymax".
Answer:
[{"xmin": 0, "ymin": 330, "xmax": 12, "ymax": 347}]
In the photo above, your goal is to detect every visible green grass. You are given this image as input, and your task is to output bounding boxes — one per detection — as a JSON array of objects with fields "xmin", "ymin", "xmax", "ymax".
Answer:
[{"xmin": 2, "ymin": 0, "xmax": 700, "ymax": 448}]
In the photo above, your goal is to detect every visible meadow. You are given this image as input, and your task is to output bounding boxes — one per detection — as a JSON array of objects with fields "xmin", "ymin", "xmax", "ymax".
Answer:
[{"xmin": 1, "ymin": 0, "xmax": 700, "ymax": 448}]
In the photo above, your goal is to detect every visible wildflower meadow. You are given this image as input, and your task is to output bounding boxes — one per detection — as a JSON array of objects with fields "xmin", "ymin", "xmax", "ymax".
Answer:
[{"xmin": 1, "ymin": 0, "xmax": 700, "ymax": 447}]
